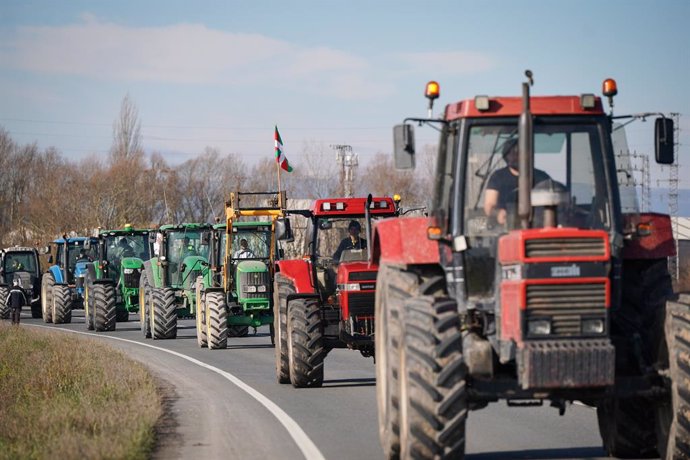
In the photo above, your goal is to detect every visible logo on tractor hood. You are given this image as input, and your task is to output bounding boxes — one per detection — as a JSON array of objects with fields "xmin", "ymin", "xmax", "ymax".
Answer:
[{"xmin": 551, "ymin": 264, "xmax": 581, "ymax": 278}]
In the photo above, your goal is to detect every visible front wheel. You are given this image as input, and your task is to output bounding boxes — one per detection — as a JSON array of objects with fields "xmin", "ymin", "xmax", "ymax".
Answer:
[
  {"xmin": 206, "ymin": 291, "xmax": 228, "ymax": 349},
  {"xmin": 41, "ymin": 273, "xmax": 55, "ymax": 323},
  {"xmin": 150, "ymin": 288, "xmax": 177, "ymax": 339},
  {"xmin": 52, "ymin": 284, "xmax": 72, "ymax": 324},
  {"xmin": 195, "ymin": 278, "xmax": 207, "ymax": 348},
  {"xmin": 287, "ymin": 298, "xmax": 325, "ymax": 388},
  {"xmin": 0, "ymin": 286, "xmax": 9, "ymax": 319},
  {"xmin": 398, "ymin": 296, "xmax": 467, "ymax": 459},
  {"xmin": 139, "ymin": 271, "xmax": 151, "ymax": 339},
  {"xmin": 93, "ymin": 283, "xmax": 116, "ymax": 332},
  {"xmin": 274, "ymin": 275, "xmax": 293, "ymax": 384}
]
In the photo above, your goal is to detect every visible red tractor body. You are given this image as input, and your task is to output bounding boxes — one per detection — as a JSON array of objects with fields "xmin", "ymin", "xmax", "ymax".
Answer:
[
  {"xmin": 274, "ymin": 196, "xmax": 399, "ymax": 387},
  {"xmin": 373, "ymin": 76, "xmax": 682, "ymax": 459}
]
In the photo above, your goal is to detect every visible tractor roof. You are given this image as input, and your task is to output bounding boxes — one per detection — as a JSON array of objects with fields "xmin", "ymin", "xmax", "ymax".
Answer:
[
  {"xmin": 444, "ymin": 95, "xmax": 605, "ymax": 121},
  {"xmin": 1, "ymin": 246, "xmax": 37, "ymax": 254},
  {"xmin": 98, "ymin": 228, "xmax": 151, "ymax": 237},
  {"xmin": 159, "ymin": 223, "xmax": 213, "ymax": 231},
  {"xmin": 52, "ymin": 236, "xmax": 97, "ymax": 244},
  {"xmin": 312, "ymin": 196, "xmax": 397, "ymax": 217}
]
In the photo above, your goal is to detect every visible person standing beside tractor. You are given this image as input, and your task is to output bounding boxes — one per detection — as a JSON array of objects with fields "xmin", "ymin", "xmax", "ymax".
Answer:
[
  {"xmin": 6, "ymin": 277, "xmax": 27, "ymax": 325},
  {"xmin": 333, "ymin": 220, "xmax": 367, "ymax": 262},
  {"xmin": 483, "ymin": 138, "xmax": 550, "ymax": 226}
]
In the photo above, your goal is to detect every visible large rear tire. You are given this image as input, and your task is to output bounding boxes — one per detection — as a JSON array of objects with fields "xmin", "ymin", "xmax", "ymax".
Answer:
[
  {"xmin": 597, "ymin": 398, "xmax": 658, "ymax": 458},
  {"xmin": 375, "ymin": 265, "xmax": 423, "ymax": 459},
  {"xmin": 655, "ymin": 297, "xmax": 690, "ymax": 459},
  {"xmin": 150, "ymin": 287, "xmax": 177, "ymax": 339},
  {"xmin": 599, "ymin": 258, "xmax": 672, "ymax": 458},
  {"xmin": 139, "ymin": 271, "xmax": 151, "ymax": 338},
  {"xmin": 41, "ymin": 273, "xmax": 55, "ymax": 323},
  {"xmin": 206, "ymin": 291, "xmax": 228, "ymax": 349},
  {"xmin": 93, "ymin": 283, "xmax": 116, "ymax": 332},
  {"xmin": 287, "ymin": 298, "xmax": 325, "ymax": 388},
  {"xmin": 398, "ymin": 295, "xmax": 467, "ymax": 459},
  {"xmin": 274, "ymin": 274, "xmax": 293, "ymax": 384},
  {"xmin": 0, "ymin": 286, "xmax": 9, "ymax": 319},
  {"xmin": 52, "ymin": 284, "xmax": 72, "ymax": 324}
]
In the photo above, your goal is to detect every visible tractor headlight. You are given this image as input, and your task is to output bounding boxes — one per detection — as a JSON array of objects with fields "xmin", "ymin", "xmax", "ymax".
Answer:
[
  {"xmin": 124, "ymin": 268, "xmax": 134, "ymax": 274},
  {"xmin": 338, "ymin": 283, "xmax": 360, "ymax": 291},
  {"xmin": 245, "ymin": 285, "xmax": 257, "ymax": 293},
  {"xmin": 582, "ymin": 318, "xmax": 605, "ymax": 334},
  {"xmin": 528, "ymin": 319, "xmax": 551, "ymax": 336},
  {"xmin": 257, "ymin": 285, "xmax": 267, "ymax": 293}
]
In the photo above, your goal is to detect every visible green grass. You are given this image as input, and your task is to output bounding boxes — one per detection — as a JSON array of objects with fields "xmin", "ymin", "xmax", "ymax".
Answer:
[{"xmin": 0, "ymin": 323, "xmax": 162, "ymax": 460}]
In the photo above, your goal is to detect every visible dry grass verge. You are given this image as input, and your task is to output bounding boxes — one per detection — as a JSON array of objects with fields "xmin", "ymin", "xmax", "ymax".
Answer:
[{"xmin": 0, "ymin": 323, "xmax": 162, "ymax": 460}]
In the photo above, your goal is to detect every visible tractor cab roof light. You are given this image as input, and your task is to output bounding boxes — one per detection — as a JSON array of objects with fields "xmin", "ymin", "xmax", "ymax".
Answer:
[
  {"xmin": 580, "ymin": 94, "xmax": 596, "ymax": 109},
  {"xmin": 425, "ymin": 81, "xmax": 440, "ymax": 101},
  {"xmin": 602, "ymin": 78, "xmax": 618, "ymax": 113},
  {"xmin": 475, "ymin": 95, "xmax": 490, "ymax": 111},
  {"xmin": 322, "ymin": 202, "xmax": 331, "ymax": 211}
]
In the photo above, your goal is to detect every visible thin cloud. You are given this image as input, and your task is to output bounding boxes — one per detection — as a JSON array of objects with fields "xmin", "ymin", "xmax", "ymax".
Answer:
[
  {"xmin": 0, "ymin": 15, "xmax": 369, "ymax": 93},
  {"xmin": 395, "ymin": 50, "xmax": 496, "ymax": 76}
]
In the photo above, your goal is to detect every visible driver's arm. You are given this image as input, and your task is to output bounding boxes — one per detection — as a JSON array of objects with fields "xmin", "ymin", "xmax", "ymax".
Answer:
[{"xmin": 483, "ymin": 188, "xmax": 499, "ymax": 218}]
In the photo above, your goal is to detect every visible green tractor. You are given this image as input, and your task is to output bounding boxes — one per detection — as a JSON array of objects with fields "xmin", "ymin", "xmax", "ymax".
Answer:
[
  {"xmin": 83, "ymin": 226, "xmax": 152, "ymax": 332},
  {"xmin": 196, "ymin": 191, "xmax": 291, "ymax": 349},
  {"xmin": 139, "ymin": 223, "xmax": 213, "ymax": 339}
]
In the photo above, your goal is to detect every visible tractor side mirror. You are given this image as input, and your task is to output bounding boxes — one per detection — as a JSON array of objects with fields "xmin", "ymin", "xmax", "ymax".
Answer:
[
  {"xmin": 655, "ymin": 117, "xmax": 674, "ymax": 164},
  {"xmin": 393, "ymin": 124, "xmax": 416, "ymax": 170},
  {"xmin": 201, "ymin": 231, "xmax": 211, "ymax": 246},
  {"xmin": 84, "ymin": 239, "xmax": 91, "ymax": 250},
  {"xmin": 275, "ymin": 218, "xmax": 294, "ymax": 242},
  {"xmin": 48, "ymin": 255, "xmax": 53, "ymax": 264}
]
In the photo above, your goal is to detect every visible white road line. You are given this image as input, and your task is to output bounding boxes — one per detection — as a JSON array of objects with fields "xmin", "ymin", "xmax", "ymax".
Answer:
[{"xmin": 26, "ymin": 324, "xmax": 325, "ymax": 460}]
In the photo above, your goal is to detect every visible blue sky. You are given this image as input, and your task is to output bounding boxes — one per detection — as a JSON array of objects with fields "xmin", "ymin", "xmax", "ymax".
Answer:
[{"xmin": 0, "ymin": 0, "xmax": 688, "ymax": 187}]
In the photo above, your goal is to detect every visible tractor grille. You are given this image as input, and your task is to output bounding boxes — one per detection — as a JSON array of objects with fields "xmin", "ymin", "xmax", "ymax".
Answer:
[
  {"xmin": 525, "ymin": 237, "xmax": 606, "ymax": 258},
  {"xmin": 525, "ymin": 283, "xmax": 606, "ymax": 336},
  {"xmin": 348, "ymin": 292, "xmax": 375, "ymax": 317},
  {"xmin": 349, "ymin": 271, "xmax": 377, "ymax": 281},
  {"xmin": 124, "ymin": 269, "xmax": 141, "ymax": 288},
  {"xmin": 240, "ymin": 271, "xmax": 271, "ymax": 299}
]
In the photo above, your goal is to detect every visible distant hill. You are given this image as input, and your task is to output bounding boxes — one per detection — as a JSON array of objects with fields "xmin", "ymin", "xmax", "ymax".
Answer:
[{"xmin": 650, "ymin": 188, "xmax": 690, "ymax": 217}]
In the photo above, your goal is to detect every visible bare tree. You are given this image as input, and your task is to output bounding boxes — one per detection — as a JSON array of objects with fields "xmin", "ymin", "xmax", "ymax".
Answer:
[{"xmin": 110, "ymin": 94, "xmax": 143, "ymax": 164}]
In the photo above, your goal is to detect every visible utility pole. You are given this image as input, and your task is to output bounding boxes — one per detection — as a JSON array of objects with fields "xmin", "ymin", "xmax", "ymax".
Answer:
[{"xmin": 331, "ymin": 144, "xmax": 358, "ymax": 197}]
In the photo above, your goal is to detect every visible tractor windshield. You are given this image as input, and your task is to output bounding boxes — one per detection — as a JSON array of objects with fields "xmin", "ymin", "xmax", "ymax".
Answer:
[
  {"xmin": 464, "ymin": 121, "xmax": 611, "ymax": 234},
  {"xmin": 166, "ymin": 230, "xmax": 208, "ymax": 263},
  {"xmin": 68, "ymin": 241, "xmax": 97, "ymax": 267},
  {"xmin": 2, "ymin": 252, "xmax": 37, "ymax": 283},
  {"xmin": 462, "ymin": 120, "xmax": 612, "ymax": 302},
  {"xmin": 231, "ymin": 228, "xmax": 271, "ymax": 260},
  {"xmin": 104, "ymin": 234, "xmax": 151, "ymax": 271},
  {"xmin": 313, "ymin": 217, "xmax": 371, "ymax": 264}
]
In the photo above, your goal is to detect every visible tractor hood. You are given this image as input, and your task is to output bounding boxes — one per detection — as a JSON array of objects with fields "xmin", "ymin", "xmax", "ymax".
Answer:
[
  {"xmin": 236, "ymin": 260, "xmax": 269, "ymax": 273},
  {"xmin": 120, "ymin": 257, "xmax": 145, "ymax": 270},
  {"xmin": 336, "ymin": 261, "xmax": 378, "ymax": 287}
]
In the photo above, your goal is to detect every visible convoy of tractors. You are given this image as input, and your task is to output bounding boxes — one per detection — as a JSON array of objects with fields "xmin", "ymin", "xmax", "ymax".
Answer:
[{"xmin": 9, "ymin": 73, "xmax": 686, "ymax": 459}]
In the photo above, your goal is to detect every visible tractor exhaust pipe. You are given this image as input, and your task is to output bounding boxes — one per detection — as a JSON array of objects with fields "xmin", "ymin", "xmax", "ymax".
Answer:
[{"xmin": 518, "ymin": 70, "xmax": 534, "ymax": 229}]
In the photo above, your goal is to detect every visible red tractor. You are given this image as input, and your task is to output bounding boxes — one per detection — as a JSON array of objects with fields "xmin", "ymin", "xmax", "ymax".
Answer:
[
  {"xmin": 373, "ymin": 72, "xmax": 684, "ymax": 458},
  {"xmin": 274, "ymin": 195, "xmax": 400, "ymax": 388}
]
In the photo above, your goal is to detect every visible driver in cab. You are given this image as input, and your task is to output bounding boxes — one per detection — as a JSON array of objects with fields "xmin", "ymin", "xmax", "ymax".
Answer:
[
  {"xmin": 333, "ymin": 220, "xmax": 366, "ymax": 262},
  {"xmin": 483, "ymin": 138, "xmax": 550, "ymax": 225}
]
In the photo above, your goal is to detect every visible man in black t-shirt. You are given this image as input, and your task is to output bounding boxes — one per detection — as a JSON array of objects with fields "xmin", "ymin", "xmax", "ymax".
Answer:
[{"xmin": 483, "ymin": 139, "xmax": 550, "ymax": 225}]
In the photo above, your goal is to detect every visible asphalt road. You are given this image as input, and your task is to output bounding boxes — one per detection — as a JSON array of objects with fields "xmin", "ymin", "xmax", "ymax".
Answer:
[{"xmin": 18, "ymin": 309, "xmax": 650, "ymax": 460}]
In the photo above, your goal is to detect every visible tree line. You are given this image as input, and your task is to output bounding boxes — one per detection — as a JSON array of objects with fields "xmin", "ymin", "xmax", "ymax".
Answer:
[{"xmin": 0, "ymin": 96, "xmax": 435, "ymax": 248}]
